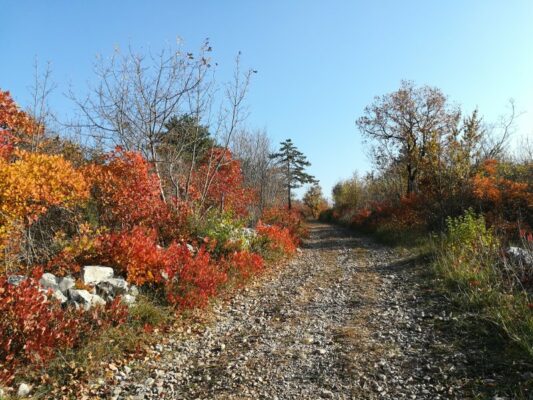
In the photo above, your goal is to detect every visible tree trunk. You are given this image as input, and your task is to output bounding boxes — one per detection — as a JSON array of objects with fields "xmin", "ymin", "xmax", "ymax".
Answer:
[
  {"xmin": 287, "ymin": 158, "xmax": 292, "ymax": 210},
  {"xmin": 406, "ymin": 164, "xmax": 417, "ymax": 195}
]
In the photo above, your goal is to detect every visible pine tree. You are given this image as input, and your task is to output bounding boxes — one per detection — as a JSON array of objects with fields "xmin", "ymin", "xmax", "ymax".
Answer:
[{"xmin": 270, "ymin": 139, "xmax": 316, "ymax": 209}]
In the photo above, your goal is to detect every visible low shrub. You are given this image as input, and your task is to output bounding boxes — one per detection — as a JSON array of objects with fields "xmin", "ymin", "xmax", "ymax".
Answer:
[
  {"xmin": 433, "ymin": 210, "xmax": 533, "ymax": 356},
  {"xmin": 223, "ymin": 250, "xmax": 265, "ymax": 283},
  {"xmin": 0, "ymin": 272, "xmax": 77, "ymax": 383},
  {"xmin": 0, "ymin": 270, "xmax": 128, "ymax": 384},
  {"xmin": 164, "ymin": 245, "xmax": 227, "ymax": 309},
  {"xmin": 255, "ymin": 222, "xmax": 297, "ymax": 258},
  {"xmin": 101, "ymin": 227, "xmax": 167, "ymax": 286},
  {"xmin": 192, "ymin": 211, "xmax": 251, "ymax": 256},
  {"xmin": 261, "ymin": 207, "xmax": 308, "ymax": 245}
]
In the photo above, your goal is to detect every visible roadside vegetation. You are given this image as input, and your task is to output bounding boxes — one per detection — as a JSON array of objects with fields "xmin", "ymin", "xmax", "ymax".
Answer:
[
  {"xmin": 322, "ymin": 82, "xmax": 532, "ymax": 368},
  {"xmin": 0, "ymin": 43, "xmax": 316, "ymax": 397}
]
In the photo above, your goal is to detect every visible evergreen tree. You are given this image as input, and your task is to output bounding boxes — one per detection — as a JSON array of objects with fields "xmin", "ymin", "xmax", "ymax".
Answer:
[{"xmin": 270, "ymin": 139, "xmax": 316, "ymax": 209}]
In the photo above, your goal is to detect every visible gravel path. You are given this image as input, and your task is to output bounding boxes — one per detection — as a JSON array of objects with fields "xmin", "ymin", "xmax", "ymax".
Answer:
[{"xmin": 98, "ymin": 223, "xmax": 482, "ymax": 399}]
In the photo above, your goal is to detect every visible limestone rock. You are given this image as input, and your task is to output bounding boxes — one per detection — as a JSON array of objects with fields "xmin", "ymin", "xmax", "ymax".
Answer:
[
  {"xmin": 59, "ymin": 276, "xmax": 76, "ymax": 293},
  {"xmin": 122, "ymin": 294, "xmax": 136, "ymax": 305},
  {"xmin": 17, "ymin": 382, "xmax": 32, "ymax": 397},
  {"xmin": 69, "ymin": 289, "xmax": 93, "ymax": 310},
  {"xmin": 40, "ymin": 272, "xmax": 59, "ymax": 290},
  {"xmin": 83, "ymin": 265, "xmax": 114, "ymax": 284},
  {"xmin": 7, "ymin": 275, "xmax": 26, "ymax": 286}
]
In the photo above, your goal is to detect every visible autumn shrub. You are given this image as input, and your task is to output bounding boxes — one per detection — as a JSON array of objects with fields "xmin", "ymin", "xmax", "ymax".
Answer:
[
  {"xmin": 99, "ymin": 227, "xmax": 167, "ymax": 286},
  {"xmin": 255, "ymin": 221, "xmax": 297, "ymax": 259},
  {"xmin": 164, "ymin": 245, "xmax": 227, "ymax": 309},
  {"xmin": 86, "ymin": 148, "xmax": 172, "ymax": 233},
  {"xmin": 0, "ymin": 271, "xmax": 127, "ymax": 384},
  {"xmin": 261, "ymin": 206, "xmax": 308, "ymax": 245},
  {"xmin": 472, "ymin": 159, "xmax": 533, "ymax": 237},
  {"xmin": 192, "ymin": 148, "xmax": 257, "ymax": 217},
  {"xmin": 0, "ymin": 90, "xmax": 41, "ymax": 160},
  {"xmin": 192, "ymin": 210, "xmax": 255, "ymax": 256},
  {"xmin": 223, "ymin": 250, "xmax": 265, "ymax": 283},
  {"xmin": 0, "ymin": 150, "xmax": 89, "ymax": 272},
  {"xmin": 0, "ymin": 273, "xmax": 77, "ymax": 383},
  {"xmin": 44, "ymin": 223, "xmax": 106, "ymax": 276}
]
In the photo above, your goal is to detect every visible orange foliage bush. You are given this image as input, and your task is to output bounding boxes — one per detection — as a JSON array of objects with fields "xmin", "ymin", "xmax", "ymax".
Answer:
[
  {"xmin": 0, "ymin": 151, "xmax": 88, "ymax": 264},
  {"xmin": 0, "ymin": 151, "xmax": 88, "ymax": 223},
  {"xmin": 0, "ymin": 90, "xmax": 41, "ymax": 159},
  {"xmin": 472, "ymin": 159, "xmax": 532, "ymax": 234}
]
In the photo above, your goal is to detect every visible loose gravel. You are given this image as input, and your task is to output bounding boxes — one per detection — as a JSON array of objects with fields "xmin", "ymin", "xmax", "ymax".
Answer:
[{"xmin": 92, "ymin": 223, "xmax": 528, "ymax": 399}]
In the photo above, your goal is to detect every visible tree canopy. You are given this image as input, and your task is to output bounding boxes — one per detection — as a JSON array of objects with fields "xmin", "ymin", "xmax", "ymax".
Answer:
[{"xmin": 270, "ymin": 138, "xmax": 316, "ymax": 209}]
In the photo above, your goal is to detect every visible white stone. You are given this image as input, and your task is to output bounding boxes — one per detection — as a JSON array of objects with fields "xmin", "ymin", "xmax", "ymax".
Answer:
[
  {"xmin": 69, "ymin": 289, "xmax": 93, "ymax": 305},
  {"xmin": 58, "ymin": 276, "xmax": 75, "ymax": 293},
  {"xmin": 129, "ymin": 285, "xmax": 139, "ymax": 296},
  {"xmin": 7, "ymin": 275, "xmax": 26, "ymax": 286},
  {"xmin": 91, "ymin": 294, "xmax": 107, "ymax": 307},
  {"xmin": 39, "ymin": 272, "xmax": 59, "ymax": 290},
  {"xmin": 121, "ymin": 294, "xmax": 136, "ymax": 305},
  {"xmin": 52, "ymin": 289, "xmax": 68, "ymax": 303},
  {"xmin": 83, "ymin": 266, "xmax": 114, "ymax": 284},
  {"xmin": 103, "ymin": 277, "xmax": 129, "ymax": 294},
  {"xmin": 17, "ymin": 382, "xmax": 32, "ymax": 397}
]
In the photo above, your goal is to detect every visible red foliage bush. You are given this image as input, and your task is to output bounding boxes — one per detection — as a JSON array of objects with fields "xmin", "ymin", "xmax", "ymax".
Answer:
[
  {"xmin": 96, "ymin": 228, "xmax": 228, "ymax": 309},
  {"xmin": 224, "ymin": 250, "xmax": 265, "ymax": 282},
  {"xmin": 261, "ymin": 207, "xmax": 307, "ymax": 244},
  {"xmin": 0, "ymin": 270, "xmax": 127, "ymax": 384},
  {"xmin": 99, "ymin": 227, "xmax": 167, "ymax": 286},
  {"xmin": 164, "ymin": 245, "xmax": 227, "ymax": 309},
  {"xmin": 0, "ymin": 90, "xmax": 42, "ymax": 159},
  {"xmin": 86, "ymin": 148, "xmax": 171, "ymax": 232},
  {"xmin": 348, "ymin": 195, "xmax": 428, "ymax": 236},
  {"xmin": 192, "ymin": 148, "xmax": 256, "ymax": 217},
  {"xmin": 0, "ymin": 272, "xmax": 76, "ymax": 383},
  {"xmin": 256, "ymin": 221, "xmax": 297, "ymax": 256}
]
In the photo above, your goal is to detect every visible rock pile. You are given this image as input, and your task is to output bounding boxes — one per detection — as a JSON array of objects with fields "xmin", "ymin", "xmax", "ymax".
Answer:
[{"xmin": 7, "ymin": 265, "xmax": 138, "ymax": 310}]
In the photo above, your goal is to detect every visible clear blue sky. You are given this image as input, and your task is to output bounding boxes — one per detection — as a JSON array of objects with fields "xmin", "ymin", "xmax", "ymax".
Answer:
[{"xmin": 2, "ymin": 1, "xmax": 532, "ymax": 198}]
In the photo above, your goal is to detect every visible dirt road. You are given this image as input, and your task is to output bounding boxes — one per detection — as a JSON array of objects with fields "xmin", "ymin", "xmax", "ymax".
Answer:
[{"xmin": 98, "ymin": 223, "xmax": 515, "ymax": 399}]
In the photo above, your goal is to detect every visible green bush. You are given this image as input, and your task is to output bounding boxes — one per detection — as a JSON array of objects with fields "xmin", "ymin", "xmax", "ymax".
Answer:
[
  {"xmin": 193, "ymin": 211, "xmax": 254, "ymax": 256},
  {"xmin": 433, "ymin": 209, "xmax": 533, "ymax": 356}
]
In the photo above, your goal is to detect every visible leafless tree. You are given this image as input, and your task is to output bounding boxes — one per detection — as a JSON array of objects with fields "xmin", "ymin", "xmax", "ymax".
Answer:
[
  {"xmin": 482, "ymin": 99, "xmax": 520, "ymax": 160},
  {"xmin": 69, "ymin": 42, "xmax": 254, "ymax": 208},
  {"xmin": 25, "ymin": 59, "xmax": 57, "ymax": 150},
  {"xmin": 69, "ymin": 41, "xmax": 206, "ymax": 202},
  {"xmin": 231, "ymin": 128, "xmax": 284, "ymax": 216}
]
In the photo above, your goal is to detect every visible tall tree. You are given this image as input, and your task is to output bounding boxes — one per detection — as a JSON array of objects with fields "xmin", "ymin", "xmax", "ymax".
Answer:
[
  {"xmin": 356, "ymin": 81, "xmax": 461, "ymax": 195},
  {"xmin": 270, "ymin": 139, "xmax": 316, "ymax": 209}
]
